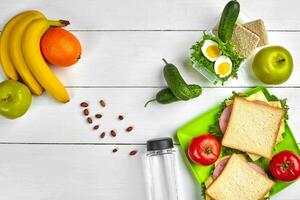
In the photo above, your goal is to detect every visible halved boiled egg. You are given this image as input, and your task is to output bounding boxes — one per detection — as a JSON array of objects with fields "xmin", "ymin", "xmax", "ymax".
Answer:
[
  {"xmin": 214, "ymin": 56, "xmax": 232, "ymax": 78},
  {"xmin": 201, "ymin": 40, "xmax": 221, "ymax": 62}
]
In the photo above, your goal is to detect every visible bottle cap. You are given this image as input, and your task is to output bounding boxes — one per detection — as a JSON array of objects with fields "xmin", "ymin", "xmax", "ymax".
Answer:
[{"xmin": 147, "ymin": 137, "xmax": 174, "ymax": 151}]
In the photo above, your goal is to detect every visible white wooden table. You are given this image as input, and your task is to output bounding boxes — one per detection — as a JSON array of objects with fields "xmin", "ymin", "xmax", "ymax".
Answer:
[{"xmin": 0, "ymin": 0, "xmax": 299, "ymax": 199}]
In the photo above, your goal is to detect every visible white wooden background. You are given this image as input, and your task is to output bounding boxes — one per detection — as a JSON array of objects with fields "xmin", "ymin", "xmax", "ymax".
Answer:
[{"xmin": 0, "ymin": 0, "xmax": 299, "ymax": 199}]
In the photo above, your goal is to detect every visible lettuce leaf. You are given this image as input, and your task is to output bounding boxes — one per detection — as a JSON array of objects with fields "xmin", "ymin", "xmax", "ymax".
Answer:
[
  {"xmin": 268, "ymin": 94, "xmax": 289, "ymax": 120},
  {"xmin": 190, "ymin": 33, "xmax": 244, "ymax": 85}
]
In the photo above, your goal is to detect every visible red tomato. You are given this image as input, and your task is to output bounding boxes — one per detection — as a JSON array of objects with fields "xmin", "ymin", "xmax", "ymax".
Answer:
[
  {"xmin": 188, "ymin": 134, "xmax": 221, "ymax": 166},
  {"xmin": 269, "ymin": 150, "xmax": 300, "ymax": 182}
]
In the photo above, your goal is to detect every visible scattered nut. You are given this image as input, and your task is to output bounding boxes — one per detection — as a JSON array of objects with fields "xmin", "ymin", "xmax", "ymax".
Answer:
[
  {"xmin": 110, "ymin": 130, "xmax": 117, "ymax": 137},
  {"xmin": 112, "ymin": 148, "xmax": 118, "ymax": 153},
  {"xmin": 83, "ymin": 109, "xmax": 89, "ymax": 116},
  {"xmin": 87, "ymin": 117, "xmax": 93, "ymax": 124},
  {"xmin": 126, "ymin": 126, "xmax": 133, "ymax": 132},
  {"xmin": 80, "ymin": 102, "xmax": 89, "ymax": 107},
  {"xmin": 93, "ymin": 125, "xmax": 99, "ymax": 130},
  {"xmin": 95, "ymin": 114, "xmax": 102, "ymax": 118},
  {"xmin": 129, "ymin": 150, "xmax": 137, "ymax": 156},
  {"xmin": 100, "ymin": 132, "xmax": 106, "ymax": 138},
  {"xmin": 81, "ymin": 100, "xmax": 136, "ymax": 143},
  {"xmin": 100, "ymin": 100, "xmax": 106, "ymax": 107}
]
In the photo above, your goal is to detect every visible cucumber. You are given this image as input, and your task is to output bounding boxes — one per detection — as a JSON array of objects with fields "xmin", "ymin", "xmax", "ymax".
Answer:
[
  {"xmin": 218, "ymin": 0, "xmax": 240, "ymax": 42},
  {"xmin": 162, "ymin": 59, "xmax": 192, "ymax": 101},
  {"xmin": 144, "ymin": 84, "xmax": 202, "ymax": 107},
  {"xmin": 145, "ymin": 88, "xmax": 178, "ymax": 107},
  {"xmin": 189, "ymin": 84, "xmax": 202, "ymax": 97}
]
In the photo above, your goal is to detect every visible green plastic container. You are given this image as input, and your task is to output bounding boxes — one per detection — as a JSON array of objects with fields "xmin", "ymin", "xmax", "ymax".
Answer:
[{"xmin": 177, "ymin": 86, "xmax": 300, "ymax": 197}]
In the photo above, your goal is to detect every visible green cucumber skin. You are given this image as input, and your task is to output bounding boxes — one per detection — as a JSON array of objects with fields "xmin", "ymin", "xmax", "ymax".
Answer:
[
  {"xmin": 156, "ymin": 88, "xmax": 179, "ymax": 104},
  {"xmin": 218, "ymin": 0, "xmax": 240, "ymax": 42},
  {"xmin": 156, "ymin": 85, "xmax": 202, "ymax": 104},
  {"xmin": 163, "ymin": 64, "xmax": 192, "ymax": 101},
  {"xmin": 189, "ymin": 84, "xmax": 202, "ymax": 98}
]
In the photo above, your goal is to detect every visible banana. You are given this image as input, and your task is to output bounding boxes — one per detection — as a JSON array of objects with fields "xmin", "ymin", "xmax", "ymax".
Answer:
[
  {"xmin": 22, "ymin": 18, "xmax": 70, "ymax": 103},
  {"xmin": 9, "ymin": 11, "xmax": 45, "ymax": 95},
  {"xmin": 0, "ymin": 10, "xmax": 36, "ymax": 80}
]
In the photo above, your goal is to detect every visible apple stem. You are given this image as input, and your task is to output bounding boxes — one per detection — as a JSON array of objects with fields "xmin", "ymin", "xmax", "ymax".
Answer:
[
  {"xmin": 277, "ymin": 58, "xmax": 286, "ymax": 63},
  {"xmin": 2, "ymin": 94, "xmax": 11, "ymax": 102}
]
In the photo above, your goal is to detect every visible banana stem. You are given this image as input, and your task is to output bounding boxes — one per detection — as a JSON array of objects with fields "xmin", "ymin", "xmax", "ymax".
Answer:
[{"xmin": 48, "ymin": 20, "xmax": 70, "ymax": 27}]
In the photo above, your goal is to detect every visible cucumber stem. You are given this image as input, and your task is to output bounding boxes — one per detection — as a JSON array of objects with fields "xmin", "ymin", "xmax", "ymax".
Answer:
[
  {"xmin": 277, "ymin": 58, "xmax": 286, "ymax": 63},
  {"xmin": 144, "ymin": 99, "xmax": 156, "ymax": 107},
  {"xmin": 162, "ymin": 58, "xmax": 169, "ymax": 65}
]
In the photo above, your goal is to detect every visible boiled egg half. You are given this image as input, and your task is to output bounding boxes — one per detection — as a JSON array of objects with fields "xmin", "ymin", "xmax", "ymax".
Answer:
[
  {"xmin": 201, "ymin": 40, "xmax": 221, "ymax": 62},
  {"xmin": 214, "ymin": 56, "xmax": 232, "ymax": 78}
]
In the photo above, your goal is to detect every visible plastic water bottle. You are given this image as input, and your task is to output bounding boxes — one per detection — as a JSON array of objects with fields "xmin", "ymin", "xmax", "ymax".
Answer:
[{"xmin": 144, "ymin": 137, "xmax": 180, "ymax": 200}]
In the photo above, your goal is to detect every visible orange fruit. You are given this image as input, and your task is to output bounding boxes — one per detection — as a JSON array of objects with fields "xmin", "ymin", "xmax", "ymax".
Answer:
[{"xmin": 41, "ymin": 27, "xmax": 81, "ymax": 67}]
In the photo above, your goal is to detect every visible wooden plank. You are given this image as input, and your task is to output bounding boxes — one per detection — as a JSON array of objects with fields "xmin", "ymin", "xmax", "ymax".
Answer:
[
  {"xmin": 0, "ymin": 0, "xmax": 299, "ymax": 30},
  {"xmin": 0, "ymin": 1, "xmax": 299, "ymax": 199},
  {"xmin": 1, "ymin": 31, "xmax": 299, "ymax": 87},
  {"xmin": 0, "ymin": 87, "xmax": 299, "ymax": 143},
  {"xmin": 0, "ymin": 0, "xmax": 224, "ymax": 30},
  {"xmin": 239, "ymin": 0, "xmax": 300, "ymax": 30},
  {"xmin": 0, "ymin": 144, "xmax": 298, "ymax": 200},
  {"xmin": 0, "ymin": 144, "xmax": 200, "ymax": 200}
]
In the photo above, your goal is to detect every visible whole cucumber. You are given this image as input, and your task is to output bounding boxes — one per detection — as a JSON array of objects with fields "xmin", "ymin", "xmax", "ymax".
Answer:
[
  {"xmin": 163, "ymin": 59, "xmax": 192, "ymax": 101},
  {"xmin": 218, "ymin": 0, "xmax": 240, "ymax": 42},
  {"xmin": 144, "ymin": 84, "xmax": 202, "ymax": 107}
]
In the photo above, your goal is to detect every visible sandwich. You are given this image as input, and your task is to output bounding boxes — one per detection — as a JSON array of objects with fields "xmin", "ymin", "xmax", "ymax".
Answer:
[
  {"xmin": 241, "ymin": 92, "xmax": 285, "ymax": 160},
  {"xmin": 206, "ymin": 154, "xmax": 275, "ymax": 200},
  {"xmin": 222, "ymin": 97, "xmax": 285, "ymax": 159},
  {"xmin": 214, "ymin": 90, "xmax": 287, "ymax": 161}
]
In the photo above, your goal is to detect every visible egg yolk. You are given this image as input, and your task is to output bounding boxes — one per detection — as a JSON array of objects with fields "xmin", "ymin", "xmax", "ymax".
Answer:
[
  {"xmin": 206, "ymin": 45, "xmax": 220, "ymax": 59},
  {"xmin": 217, "ymin": 62, "xmax": 230, "ymax": 76}
]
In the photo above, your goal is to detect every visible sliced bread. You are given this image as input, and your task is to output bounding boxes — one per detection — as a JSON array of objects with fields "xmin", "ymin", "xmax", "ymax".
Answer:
[
  {"xmin": 206, "ymin": 154, "xmax": 275, "ymax": 200},
  {"xmin": 222, "ymin": 97, "xmax": 285, "ymax": 159},
  {"xmin": 243, "ymin": 19, "xmax": 268, "ymax": 47}
]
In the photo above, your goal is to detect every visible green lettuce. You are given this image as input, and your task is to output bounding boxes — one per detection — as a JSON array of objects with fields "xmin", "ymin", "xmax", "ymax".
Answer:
[{"xmin": 190, "ymin": 33, "xmax": 244, "ymax": 85}]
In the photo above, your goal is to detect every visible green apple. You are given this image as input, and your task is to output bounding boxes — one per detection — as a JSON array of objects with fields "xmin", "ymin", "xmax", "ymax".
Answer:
[
  {"xmin": 252, "ymin": 46, "xmax": 293, "ymax": 85},
  {"xmin": 0, "ymin": 80, "xmax": 32, "ymax": 119}
]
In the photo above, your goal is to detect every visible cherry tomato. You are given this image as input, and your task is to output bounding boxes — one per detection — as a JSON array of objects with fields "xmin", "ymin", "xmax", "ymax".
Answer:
[
  {"xmin": 269, "ymin": 150, "xmax": 300, "ymax": 182},
  {"xmin": 188, "ymin": 134, "xmax": 221, "ymax": 166}
]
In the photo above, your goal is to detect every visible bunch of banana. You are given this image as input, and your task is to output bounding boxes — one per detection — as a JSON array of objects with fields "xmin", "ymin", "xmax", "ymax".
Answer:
[{"xmin": 0, "ymin": 10, "xmax": 70, "ymax": 103}]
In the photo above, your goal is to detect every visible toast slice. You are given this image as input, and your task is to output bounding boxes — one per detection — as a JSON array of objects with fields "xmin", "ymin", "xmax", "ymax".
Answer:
[
  {"xmin": 243, "ymin": 19, "xmax": 268, "ymax": 47},
  {"xmin": 230, "ymin": 24, "xmax": 260, "ymax": 58},
  {"xmin": 222, "ymin": 97, "xmax": 285, "ymax": 159},
  {"xmin": 206, "ymin": 154, "xmax": 275, "ymax": 200}
]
